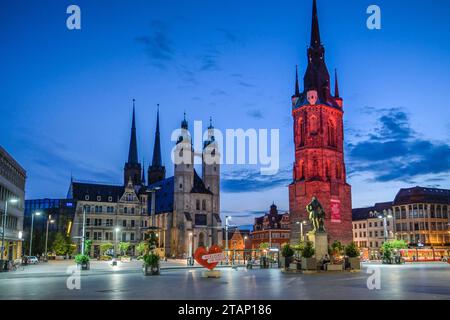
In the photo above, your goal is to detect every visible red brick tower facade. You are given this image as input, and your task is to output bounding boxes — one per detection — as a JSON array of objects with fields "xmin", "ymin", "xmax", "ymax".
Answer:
[{"xmin": 289, "ymin": 0, "xmax": 353, "ymax": 245}]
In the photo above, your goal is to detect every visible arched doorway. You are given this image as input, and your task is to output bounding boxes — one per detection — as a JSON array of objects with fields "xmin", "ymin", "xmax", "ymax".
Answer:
[{"xmin": 198, "ymin": 232, "xmax": 205, "ymax": 248}]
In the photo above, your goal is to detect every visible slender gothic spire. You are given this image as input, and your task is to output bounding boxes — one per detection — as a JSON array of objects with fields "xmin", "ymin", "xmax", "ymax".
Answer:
[
  {"xmin": 148, "ymin": 105, "xmax": 166, "ymax": 184},
  {"xmin": 303, "ymin": 0, "xmax": 330, "ymax": 101},
  {"xmin": 295, "ymin": 65, "xmax": 300, "ymax": 96},
  {"xmin": 151, "ymin": 105, "xmax": 162, "ymax": 167},
  {"xmin": 141, "ymin": 159, "xmax": 146, "ymax": 185},
  {"xmin": 334, "ymin": 69, "xmax": 340, "ymax": 98},
  {"xmin": 127, "ymin": 99, "xmax": 138, "ymax": 164},
  {"xmin": 310, "ymin": 0, "xmax": 321, "ymax": 47}
]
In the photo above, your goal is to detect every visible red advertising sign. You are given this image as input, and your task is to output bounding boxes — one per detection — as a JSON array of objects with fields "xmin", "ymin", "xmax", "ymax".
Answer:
[{"xmin": 330, "ymin": 199, "xmax": 341, "ymax": 223}]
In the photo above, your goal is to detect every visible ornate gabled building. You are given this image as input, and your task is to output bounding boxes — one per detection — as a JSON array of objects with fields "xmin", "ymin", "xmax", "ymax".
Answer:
[
  {"xmin": 252, "ymin": 203, "xmax": 290, "ymax": 250},
  {"xmin": 69, "ymin": 103, "xmax": 221, "ymax": 258},
  {"xmin": 289, "ymin": 0, "xmax": 353, "ymax": 245},
  {"xmin": 69, "ymin": 103, "xmax": 150, "ymax": 257}
]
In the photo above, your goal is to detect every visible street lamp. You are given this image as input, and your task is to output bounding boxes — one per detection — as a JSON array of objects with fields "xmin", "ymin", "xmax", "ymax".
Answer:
[
  {"xmin": 296, "ymin": 220, "xmax": 307, "ymax": 242},
  {"xmin": 188, "ymin": 232, "xmax": 193, "ymax": 265},
  {"xmin": 225, "ymin": 216, "xmax": 231, "ymax": 264},
  {"xmin": 29, "ymin": 211, "xmax": 42, "ymax": 257},
  {"xmin": 1, "ymin": 198, "xmax": 19, "ymax": 264},
  {"xmin": 114, "ymin": 227, "xmax": 121, "ymax": 258},
  {"xmin": 44, "ymin": 215, "xmax": 55, "ymax": 262},
  {"xmin": 377, "ymin": 209, "xmax": 393, "ymax": 243},
  {"xmin": 147, "ymin": 187, "xmax": 161, "ymax": 228}
]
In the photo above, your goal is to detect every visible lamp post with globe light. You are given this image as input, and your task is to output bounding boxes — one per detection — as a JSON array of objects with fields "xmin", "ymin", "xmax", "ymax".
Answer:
[
  {"xmin": 44, "ymin": 215, "xmax": 55, "ymax": 261},
  {"xmin": 377, "ymin": 209, "xmax": 393, "ymax": 243},
  {"xmin": 29, "ymin": 211, "xmax": 42, "ymax": 257}
]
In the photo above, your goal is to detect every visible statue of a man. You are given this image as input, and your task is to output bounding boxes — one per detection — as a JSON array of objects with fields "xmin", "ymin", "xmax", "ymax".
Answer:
[{"xmin": 306, "ymin": 197, "xmax": 326, "ymax": 233}]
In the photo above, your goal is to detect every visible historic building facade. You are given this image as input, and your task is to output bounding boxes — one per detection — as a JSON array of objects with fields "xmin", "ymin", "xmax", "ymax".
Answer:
[
  {"xmin": 69, "ymin": 104, "xmax": 150, "ymax": 257},
  {"xmin": 352, "ymin": 186, "xmax": 450, "ymax": 259},
  {"xmin": 252, "ymin": 204, "xmax": 290, "ymax": 250},
  {"xmin": 0, "ymin": 146, "xmax": 26, "ymax": 261},
  {"xmin": 150, "ymin": 114, "xmax": 222, "ymax": 258},
  {"xmin": 289, "ymin": 0, "xmax": 352, "ymax": 245},
  {"xmin": 392, "ymin": 186, "xmax": 449, "ymax": 247},
  {"xmin": 69, "ymin": 103, "xmax": 221, "ymax": 258},
  {"xmin": 352, "ymin": 202, "xmax": 394, "ymax": 260}
]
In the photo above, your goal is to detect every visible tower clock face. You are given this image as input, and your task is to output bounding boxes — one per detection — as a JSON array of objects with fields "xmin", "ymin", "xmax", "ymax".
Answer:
[{"xmin": 307, "ymin": 90, "xmax": 318, "ymax": 105}]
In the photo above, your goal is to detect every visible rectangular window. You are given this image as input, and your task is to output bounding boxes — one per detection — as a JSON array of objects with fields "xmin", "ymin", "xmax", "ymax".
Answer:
[
  {"xmin": 131, "ymin": 220, "xmax": 135, "ymax": 227},
  {"xmin": 122, "ymin": 220, "xmax": 127, "ymax": 227},
  {"xmin": 130, "ymin": 233, "xmax": 135, "ymax": 241},
  {"xmin": 195, "ymin": 214, "xmax": 207, "ymax": 226}
]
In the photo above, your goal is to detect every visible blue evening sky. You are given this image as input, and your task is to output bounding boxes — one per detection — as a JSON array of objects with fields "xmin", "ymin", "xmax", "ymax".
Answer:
[{"xmin": 1, "ymin": 0, "xmax": 449, "ymax": 226}]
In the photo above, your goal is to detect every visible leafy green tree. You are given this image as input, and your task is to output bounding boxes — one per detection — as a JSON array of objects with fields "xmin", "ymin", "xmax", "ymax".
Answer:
[
  {"xmin": 344, "ymin": 242, "xmax": 360, "ymax": 258},
  {"xmin": 53, "ymin": 233, "xmax": 68, "ymax": 255},
  {"xmin": 330, "ymin": 240, "xmax": 344, "ymax": 256},
  {"xmin": 381, "ymin": 239, "xmax": 407, "ymax": 263},
  {"xmin": 83, "ymin": 239, "xmax": 92, "ymax": 256},
  {"xmin": 100, "ymin": 243, "xmax": 114, "ymax": 256},
  {"xmin": 301, "ymin": 241, "xmax": 315, "ymax": 258},
  {"xmin": 281, "ymin": 244, "xmax": 294, "ymax": 258},
  {"xmin": 136, "ymin": 242, "xmax": 147, "ymax": 256},
  {"xmin": 119, "ymin": 242, "xmax": 131, "ymax": 256}
]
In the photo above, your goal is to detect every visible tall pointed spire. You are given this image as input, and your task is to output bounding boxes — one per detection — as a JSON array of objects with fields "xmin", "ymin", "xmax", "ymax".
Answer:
[
  {"xmin": 124, "ymin": 99, "xmax": 142, "ymax": 186},
  {"xmin": 310, "ymin": 0, "xmax": 321, "ymax": 47},
  {"xmin": 303, "ymin": 0, "xmax": 331, "ymax": 102},
  {"xmin": 151, "ymin": 104, "xmax": 162, "ymax": 167},
  {"xmin": 148, "ymin": 105, "xmax": 166, "ymax": 184},
  {"xmin": 127, "ymin": 99, "xmax": 138, "ymax": 164},
  {"xmin": 334, "ymin": 69, "xmax": 340, "ymax": 98},
  {"xmin": 295, "ymin": 65, "xmax": 300, "ymax": 96},
  {"xmin": 141, "ymin": 158, "xmax": 146, "ymax": 185}
]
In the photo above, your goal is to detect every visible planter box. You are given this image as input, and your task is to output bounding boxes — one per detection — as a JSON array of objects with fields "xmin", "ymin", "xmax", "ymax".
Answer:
[
  {"xmin": 55, "ymin": 256, "xmax": 65, "ymax": 260},
  {"xmin": 348, "ymin": 257, "xmax": 361, "ymax": 270},
  {"xmin": 326, "ymin": 263, "xmax": 343, "ymax": 271},
  {"xmin": 289, "ymin": 262, "xmax": 302, "ymax": 271},
  {"xmin": 283, "ymin": 257, "xmax": 293, "ymax": 269},
  {"xmin": 301, "ymin": 257, "xmax": 317, "ymax": 270},
  {"xmin": 120, "ymin": 257, "xmax": 131, "ymax": 263},
  {"xmin": 78, "ymin": 261, "xmax": 90, "ymax": 270},
  {"xmin": 143, "ymin": 264, "xmax": 160, "ymax": 276}
]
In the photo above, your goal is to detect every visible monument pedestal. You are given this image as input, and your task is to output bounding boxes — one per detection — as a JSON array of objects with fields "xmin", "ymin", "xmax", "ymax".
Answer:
[{"xmin": 307, "ymin": 231, "xmax": 328, "ymax": 261}]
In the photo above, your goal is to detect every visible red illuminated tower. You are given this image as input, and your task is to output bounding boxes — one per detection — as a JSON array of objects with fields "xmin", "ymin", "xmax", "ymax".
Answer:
[{"xmin": 289, "ymin": 0, "xmax": 353, "ymax": 244}]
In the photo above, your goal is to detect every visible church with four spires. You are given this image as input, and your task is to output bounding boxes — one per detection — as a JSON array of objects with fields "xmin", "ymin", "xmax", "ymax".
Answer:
[{"xmin": 68, "ymin": 103, "xmax": 221, "ymax": 258}]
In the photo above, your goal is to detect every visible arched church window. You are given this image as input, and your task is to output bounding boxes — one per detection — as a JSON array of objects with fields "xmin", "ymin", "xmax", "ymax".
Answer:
[
  {"xmin": 312, "ymin": 158, "xmax": 319, "ymax": 178},
  {"xmin": 326, "ymin": 161, "xmax": 331, "ymax": 180},
  {"xmin": 336, "ymin": 163, "xmax": 342, "ymax": 180},
  {"xmin": 297, "ymin": 117, "xmax": 305, "ymax": 146},
  {"xmin": 327, "ymin": 119, "xmax": 336, "ymax": 147},
  {"xmin": 310, "ymin": 115, "xmax": 319, "ymax": 134}
]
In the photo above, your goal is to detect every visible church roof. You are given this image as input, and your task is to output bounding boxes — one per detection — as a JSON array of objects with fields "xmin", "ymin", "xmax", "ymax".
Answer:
[
  {"xmin": 148, "ymin": 176, "xmax": 175, "ymax": 214},
  {"xmin": 69, "ymin": 181, "xmax": 124, "ymax": 202},
  {"xmin": 191, "ymin": 170, "xmax": 213, "ymax": 194}
]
